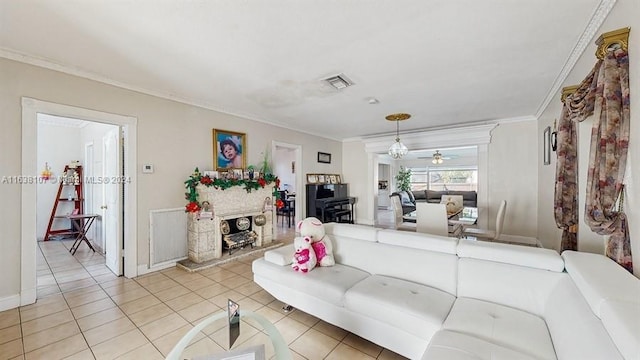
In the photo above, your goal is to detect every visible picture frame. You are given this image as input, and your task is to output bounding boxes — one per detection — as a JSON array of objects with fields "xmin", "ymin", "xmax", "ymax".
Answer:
[
  {"xmin": 329, "ymin": 175, "xmax": 337, "ymax": 184},
  {"xmin": 307, "ymin": 174, "xmax": 318, "ymax": 184},
  {"xmin": 203, "ymin": 170, "xmax": 218, "ymax": 179},
  {"xmin": 317, "ymin": 174, "xmax": 326, "ymax": 184},
  {"xmin": 213, "ymin": 129, "xmax": 247, "ymax": 170},
  {"xmin": 336, "ymin": 175, "xmax": 341, "ymax": 183},
  {"xmin": 231, "ymin": 168, "xmax": 243, "ymax": 180},
  {"xmin": 317, "ymin": 152, "xmax": 331, "ymax": 164},
  {"xmin": 543, "ymin": 126, "xmax": 551, "ymax": 165}
]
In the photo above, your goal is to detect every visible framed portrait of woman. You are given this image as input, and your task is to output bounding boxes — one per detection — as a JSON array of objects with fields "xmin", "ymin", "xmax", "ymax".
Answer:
[{"xmin": 213, "ymin": 129, "xmax": 247, "ymax": 170}]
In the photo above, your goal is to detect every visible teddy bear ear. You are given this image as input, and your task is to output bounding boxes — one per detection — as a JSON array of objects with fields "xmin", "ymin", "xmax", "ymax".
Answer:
[
  {"xmin": 304, "ymin": 237, "xmax": 311, "ymax": 243},
  {"xmin": 296, "ymin": 220, "xmax": 304, "ymax": 230}
]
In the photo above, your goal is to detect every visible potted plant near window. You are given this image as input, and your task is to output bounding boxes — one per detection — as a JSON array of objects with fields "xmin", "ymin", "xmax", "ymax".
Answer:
[{"xmin": 395, "ymin": 166, "xmax": 412, "ymax": 192}]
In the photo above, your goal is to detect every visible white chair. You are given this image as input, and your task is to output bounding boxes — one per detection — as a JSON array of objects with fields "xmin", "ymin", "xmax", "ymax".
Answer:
[
  {"xmin": 390, "ymin": 196, "xmax": 416, "ymax": 231},
  {"xmin": 463, "ymin": 200, "xmax": 507, "ymax": 241},
  {"xmin": 415, "ymin": 203, "xmax": 449, "ymax": 236}
]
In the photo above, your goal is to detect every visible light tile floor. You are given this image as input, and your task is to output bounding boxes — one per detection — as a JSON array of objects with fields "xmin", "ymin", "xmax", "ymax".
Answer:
[{"xmin": 0, "ymin": 217, "xmax": 406, "ymax": 360}]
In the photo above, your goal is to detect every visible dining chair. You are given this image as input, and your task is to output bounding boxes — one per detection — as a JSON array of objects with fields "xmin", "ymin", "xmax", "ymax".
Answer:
[
  {"xmin": 463, "ymin": 200, "xmax": 507, "ymax": 241},
  {"xmin": 390, "ymin": 195, "xmax": 416, "ymax": 231},
  {"xmin": 415, "ymin": 202, "xmax": 449, "ymax": 237},
  {"xmin": 277, "ymin": 190, "xmax": 294, "ymax": 227}
]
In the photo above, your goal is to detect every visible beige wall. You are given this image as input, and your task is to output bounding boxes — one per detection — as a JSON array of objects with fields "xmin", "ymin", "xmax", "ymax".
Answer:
[
  {"xmin": 537, "ymin": 0, "xmax": 639, "ymax": 276},
  {"xmin": 0, "ymin": 57, "xmax": 342, "ymax": 302},
  {"xmin": 487, "ymin": 121, "xmax": 539, "ymax": 238},
  {"xmin": 342, "ymin": 140, "xmax": 373, "ymax": 224}
]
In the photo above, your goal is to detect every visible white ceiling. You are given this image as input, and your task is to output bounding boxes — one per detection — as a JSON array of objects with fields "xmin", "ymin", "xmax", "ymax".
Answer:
[{"xmin": 1, "ymin": 0, "xmax": 611, "ymax": 140}]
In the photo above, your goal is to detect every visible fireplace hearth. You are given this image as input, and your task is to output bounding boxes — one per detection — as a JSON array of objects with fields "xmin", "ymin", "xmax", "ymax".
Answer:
[{"xmin": 186, "ymin": 185, "xmax": 276, "ymax": 264}]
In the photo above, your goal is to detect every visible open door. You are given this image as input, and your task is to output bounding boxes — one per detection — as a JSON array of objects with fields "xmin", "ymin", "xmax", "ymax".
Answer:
[{"xmin": 103, "ymin": 128, "xmax": 123, "ymax": 275}]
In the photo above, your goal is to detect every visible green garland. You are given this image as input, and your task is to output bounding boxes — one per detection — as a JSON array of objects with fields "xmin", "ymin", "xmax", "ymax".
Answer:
[{"xmin": 184, "ymin": 168, "xmax": 281, "ymax": 212}]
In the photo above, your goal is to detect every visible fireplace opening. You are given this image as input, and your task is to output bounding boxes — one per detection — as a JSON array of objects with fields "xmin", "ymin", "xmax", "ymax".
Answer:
[{"xmin": 221, "ymin": 216, "xmax": 258, "ymax": 255}]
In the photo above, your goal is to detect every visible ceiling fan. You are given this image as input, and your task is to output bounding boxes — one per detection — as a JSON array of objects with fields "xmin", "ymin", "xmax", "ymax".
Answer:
[{"xmin": 417, "ymin": 150, "xmax": 457, "ymax": 161}]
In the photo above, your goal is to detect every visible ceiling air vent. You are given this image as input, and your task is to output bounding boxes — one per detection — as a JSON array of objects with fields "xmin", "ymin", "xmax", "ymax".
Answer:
[{"xmin": 323, "ymin": 73, "xmax": 354, "ymax": 90}]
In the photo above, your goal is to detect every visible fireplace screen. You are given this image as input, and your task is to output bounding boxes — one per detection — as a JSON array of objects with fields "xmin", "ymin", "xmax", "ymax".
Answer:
[{"xmin": 221, "ymin": 216, "xmax": 258, "ymax": 255}]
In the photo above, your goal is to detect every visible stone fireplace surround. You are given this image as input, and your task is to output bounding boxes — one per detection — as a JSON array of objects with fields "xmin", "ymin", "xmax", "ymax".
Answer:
[{"xmin": 186, "ymin": 184, "xmax": 276, "ymax": 264}]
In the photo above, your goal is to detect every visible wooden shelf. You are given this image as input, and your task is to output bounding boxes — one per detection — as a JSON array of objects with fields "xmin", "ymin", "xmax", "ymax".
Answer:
[{"xmin": 44, "ymin": 165, "xmax": 84, "ymax": 241}]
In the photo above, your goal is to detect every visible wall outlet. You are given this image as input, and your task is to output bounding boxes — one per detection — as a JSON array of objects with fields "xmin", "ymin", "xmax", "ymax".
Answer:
[{"xmin": 142, "ymin": 164, "xmax": 154, "ymax": 173}]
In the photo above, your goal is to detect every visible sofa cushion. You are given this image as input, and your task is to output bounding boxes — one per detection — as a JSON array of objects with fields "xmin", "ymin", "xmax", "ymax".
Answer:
[
  {"xmin": 562, "ymin": 250, "xmax": 640, "ymax": 317},
  {"xmin": 600, "ymin": 300, "xmax": 640, "ymax": 360},
  {"xmin": 457, "ymin": 257, "xmax": 565, "ymax": 316},
  {"xmin": 344, "ymin": 275, "xmax": 455, "ymax": 340},
  {"xmin": 377, "ymin": 229, "xmax": 457, "ymax": 254},
  {"xmin": 332, "ymin": 236, "xmax": 458, "ymax": 295},
  {"xmin": 263, "ymin": 244, "xmax": 294, "ymax": 266},
  {"xmin": 412, "ymin": 190, "xmax": 427, "ymax": 201},
  {"xmin": 406, "ymin": 190, "xmax": 416, "ymax": 203},
  {"xmin": 252, "ymin": 259, "xmax": 369, "ymax": 306},
  {"xmin": 448, "ymin": 190, "xmax": 477, "ymax": 204},
  {"xmin": 393, "ymin": 191, "xmax": 414, "ymax": 206},
  {"xmin": 544, "ymin": 275, "xmax": 624, "ymax": 360},
  {"xmin": 443, "ymin": 297, "xmax": 557, "ymax": 360},
  {"xmin": 421, "ymin": 330, "xmax": 543, "ymax": 360},
  {"xmin": 324, "ymin": 222, "xmax": 379, "ymax": 242},
  {"xmin": 457, "ymin": 240, "xmax": 564, "ymax": 272},
  {"xmin": 426, "ymin": 190, "xmax": 447, "ymax": 203}
]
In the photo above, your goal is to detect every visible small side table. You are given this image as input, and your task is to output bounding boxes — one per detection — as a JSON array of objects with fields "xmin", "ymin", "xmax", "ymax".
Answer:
[{"xmin": 67, "ymin": 214, "xmax": 99, "ymax": 255}]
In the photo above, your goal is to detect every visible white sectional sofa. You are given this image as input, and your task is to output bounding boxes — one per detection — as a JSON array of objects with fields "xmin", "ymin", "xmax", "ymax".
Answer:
[{"xmin": 252, "ymin": 223, "xmax": 640, "ymax": 359}]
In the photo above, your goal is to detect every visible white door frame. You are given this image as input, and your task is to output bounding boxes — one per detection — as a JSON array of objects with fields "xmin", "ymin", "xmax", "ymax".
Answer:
[
  {"xmin": 272, "ymin": 141, "xmax": 303, "ymax": 223},
  {"xmin": 21, "ymin": 97, "xmax": 137, "ymax": 306}
]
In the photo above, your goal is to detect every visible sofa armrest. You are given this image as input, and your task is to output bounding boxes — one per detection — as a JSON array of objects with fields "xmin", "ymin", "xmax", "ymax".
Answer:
[{"xmin": 264, "ymin": 244, "xmax": 294, "ymax": 266}]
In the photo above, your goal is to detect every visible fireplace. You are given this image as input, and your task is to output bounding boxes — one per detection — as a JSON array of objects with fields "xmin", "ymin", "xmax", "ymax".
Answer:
[
  {"xmin": 187, "ymin": 185, "xmax": 275, "ymax": 263},
  {"xmin": 220, "ymin": 215, "xmax": 259, "ymax": 255}
]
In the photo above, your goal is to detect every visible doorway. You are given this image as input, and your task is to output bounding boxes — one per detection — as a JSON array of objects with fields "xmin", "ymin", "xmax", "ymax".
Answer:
[
  {"xmin": 272, "ymin": 141, "xmax": 303, "ymax": 226},
  {"xmin": 21, "ymin": 98, "xmax": 137, "ymax": 306}
]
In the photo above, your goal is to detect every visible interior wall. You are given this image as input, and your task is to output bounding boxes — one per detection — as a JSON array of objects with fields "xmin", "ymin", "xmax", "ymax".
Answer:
[
  {"xmin": 1, "ymin": 56, "xmax": 343, "ymax": 304},
  {"xmin": 36, "ymin": 121, "xmax": 82, "ymax": 240},
  {"xmin": 486, "ymin": 121, "xmax": 538, "ymax": 238},
  {"xmin": 537, "ymin": 0, "xmax": 639, "ymax": 276},
  {"xmin": 342, "ymin": 140, "xmax": 373, "ymax": 224},
  {"xmin": 274, "ymin": 147, "xmax": 295, "ymax": 192}
]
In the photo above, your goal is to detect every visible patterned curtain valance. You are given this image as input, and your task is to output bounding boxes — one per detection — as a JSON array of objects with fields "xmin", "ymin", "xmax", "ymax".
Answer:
[{"xmin": 554, "ymin": 28, "xmax": 632, "ymax": 272}]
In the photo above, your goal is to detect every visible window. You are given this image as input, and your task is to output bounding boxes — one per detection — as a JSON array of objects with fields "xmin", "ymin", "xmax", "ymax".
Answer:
[{"xmin": 409, "ymin": 167, "xmax": 477, "ymax": 192}]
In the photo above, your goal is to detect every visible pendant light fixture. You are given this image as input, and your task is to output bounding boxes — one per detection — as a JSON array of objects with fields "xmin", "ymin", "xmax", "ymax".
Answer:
[
  {"xmin": 386, "ymin": 113, "xmax": 411, "ymax": 159},
  {"xmin": 432, "ymin": 150, "xmax": 444, "ymax": 164}
]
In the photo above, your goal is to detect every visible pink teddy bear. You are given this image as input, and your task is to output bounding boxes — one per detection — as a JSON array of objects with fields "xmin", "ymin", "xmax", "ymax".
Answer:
[
  {"xmin": 291, "ymin": 236, "xmax": 317, "ymax": 273},
  {"xmin": 297, "ymin": 217, "xmax": 335, "ymax": 267}
]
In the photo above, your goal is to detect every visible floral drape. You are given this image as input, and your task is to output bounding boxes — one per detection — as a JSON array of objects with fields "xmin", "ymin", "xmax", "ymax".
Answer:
[
  {"xmin": 554, "ymin": 48, "xmax": 632, "ymax": 272},
  {"xmin": 554, "ymin": 64, "xmax": 599, "ymax": 251}
]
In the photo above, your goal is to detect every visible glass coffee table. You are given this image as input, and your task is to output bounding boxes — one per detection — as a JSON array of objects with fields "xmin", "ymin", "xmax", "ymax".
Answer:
[{"xmin": 166, "ymin": 310, "xmax": 291, "ymax": 360}]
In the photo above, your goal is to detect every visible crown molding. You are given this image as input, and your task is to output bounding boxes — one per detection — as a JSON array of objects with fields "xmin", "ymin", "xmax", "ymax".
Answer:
[
  {"xmin": 362, "ymin": 123, "xmax": 498, "ymax": 154},
  {"xmin": 534, "ymin": 0, "xmax": 617, "ymax": 119},
  {"xmin": 1, "ymin": 48, "xmax": 342, "ymax": 142}
]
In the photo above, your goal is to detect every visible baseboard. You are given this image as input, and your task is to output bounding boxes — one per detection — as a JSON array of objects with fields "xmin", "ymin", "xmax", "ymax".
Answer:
[
  {"xmin": 137, "ymin": 260, "xmax": 181, "ymax": 276},
  {"xmin": 0, "ymin": 293, "xmax": 21, "ymax": 312}
]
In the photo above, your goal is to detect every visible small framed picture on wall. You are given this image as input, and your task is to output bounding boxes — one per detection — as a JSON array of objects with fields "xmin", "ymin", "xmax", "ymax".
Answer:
[{"xmin": 317, "ymin": 152, "xmax": 331, "ymax": 164}]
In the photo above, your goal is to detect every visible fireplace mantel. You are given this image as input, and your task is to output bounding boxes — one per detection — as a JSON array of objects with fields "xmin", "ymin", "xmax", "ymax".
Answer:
[{"xmin": 187, "ymin": 184, "xmax": 275, "ymax": 263}]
